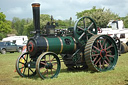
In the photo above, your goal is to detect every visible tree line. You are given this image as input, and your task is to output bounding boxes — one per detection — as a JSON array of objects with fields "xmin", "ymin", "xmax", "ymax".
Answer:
[{"xmin": 0, "ymin": 7, "xmax": 128, "ymax": 39}]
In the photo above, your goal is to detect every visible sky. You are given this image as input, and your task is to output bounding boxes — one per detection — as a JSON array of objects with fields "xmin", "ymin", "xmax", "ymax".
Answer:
[{"xmin": 0, "ymin": 0, "xmax": 128, "ymax": 21}]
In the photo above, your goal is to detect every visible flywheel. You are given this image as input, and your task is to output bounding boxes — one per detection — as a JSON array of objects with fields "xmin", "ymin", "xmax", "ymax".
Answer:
[{"xmin": 74, "ymin": 16, "xmax": 97, "ymax": 45}]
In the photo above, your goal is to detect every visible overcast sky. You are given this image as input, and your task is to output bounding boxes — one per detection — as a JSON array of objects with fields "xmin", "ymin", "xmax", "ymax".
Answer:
[{"xmin": 0, "ymin": 0, "xmax": 128, "ymax": 21}]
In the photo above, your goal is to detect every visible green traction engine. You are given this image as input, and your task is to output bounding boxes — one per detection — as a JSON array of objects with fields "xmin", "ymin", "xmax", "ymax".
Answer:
[{"xmin": 15, "ymin": 3, "xmax": 118, "ymax": 79}]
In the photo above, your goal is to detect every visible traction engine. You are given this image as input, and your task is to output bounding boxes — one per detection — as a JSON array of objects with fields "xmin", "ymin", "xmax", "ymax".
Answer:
[{"xmin": 15, "ymin": 3, "xmax": 118, "ymax": 79}]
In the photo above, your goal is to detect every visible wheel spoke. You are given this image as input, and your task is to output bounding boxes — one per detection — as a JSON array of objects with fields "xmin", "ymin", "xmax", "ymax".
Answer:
[
  {"xmin": 23, "ymin": 67, "xmax": 26, "ymax": 75},
  {"xmin": 22, "ymin": 57, "xmax": 27, "ymax": 62},
  {"xmin": 99, "ymin": 60, "xmax": 102, "ymax": 69},
  {"xmin": 106, "ymin": 44, "xmax": 113, "ymax": 50},
  {"xmin": 49, "ymin": 55, "xmax": 50, "ymax": 62},
  {"xmin": 92, "ymin": 49, "xmax": 97, "ymax": 53},
  {"xmin": 29, "ymin": 68, "xmax": 34, "ymax": 73},
  {"xmin": 102, "ymin": 39, "xmax": 106, "ymax": 49},
  {"xmin": 104, "ymin": 43, "xmax": 107, "ymax": 50},
  {"xmin": 95, "ymin": 57, "xmax": 101, "ymax": 65},
  {"xmin": 83, "ymin": 18, "xmax": 86, "ymax": 28},
  {"xmin": 97, "ymin": 40, "xmax": 99, "ymax": 48},
  {"xmin": 107, "ymin": 55, "xmax": 114, "ymax": 58},
  {"xmin": 93, "ymin": 55, "xmax": 99, "ymax": 62},
  {"xmin": 78, "ymin": 32, "xmax": 85, "ymax": 40},
  {"xmin": 28, "ymin": 68, "xmax": 29, "ymax": 76},
  {"xmin": 91, "ymin": 54, "xmax": 100, "ymax": 57},
  {"xmin": 40, "ymin": 67, "xmax": 45, "ymax": 70},
  {"xmin": 93, "ymin": 46, "xmax": 101, "ymax": 51},
  {"xmin": 44, "ymin": 56, "xmax": 46, "ymax": 62},
  {"xmin": 87, "ymin": 23, "xmax": 93, "ymax": 30},
  {"xmin": 102, "ymin": 60, "xmax": 105, "ymax": 68},
  {"xmin": 105, "ymin": 56, "xmax": 111, "ymax": 62},
  {"xmin": 51, "ymin": 69, "xmax": 53, "ymax": 76},
  {"xmin": 47, "ymin": 69, "xmax": 48, "ymax": 77},
  {"xmin": 99, "ymin": 40, "xmax": 103, "ymax": 49},
  {"xmin": 42, "ymin": 69, "xmax": 47, "ymax": 75},
  {"xmin": 19, "ymin": 66, "xmax": 25, "ymax": 69},
  {"xmin": 19, "ymin": 61, "xmax": 25, "ymax": 64},
  {"xmin": 40, "ymin": 61, "xmax": 47, "ymax": 65},
  {"xmin": 86, "ymin": 35, "xmax": 89, "ymax": 41},
  {"xmin": 77, "ymin": 26, "xmax": 84, "ymax": 31},
  {"xmin": 87, "ymin": 30, "xmax": 95, "ymax": 35},
  {"xmin": 104, "ymin": 60, "xmax": 109, "ymax": 66},
  {"xmin": 20, "ymin": 64, "xmax": 24, "ymax": 73},
  {"xmin": 53, "ymin": 62, "xmax": 57, "ymax": 66},
  {"xmin": 106, "ymin": 50, "xmax": 112, "ymax": 54},
  {"xmin": 26, "ymin": 54, "xmax": 28, "ymax": 62},
  {"xmin": 52, "ymin": 68, "xmax": 56, "ymax": 71},
  {"xmin": 50, "ymin": 57, "xmax": 55, "ymax": 63}
]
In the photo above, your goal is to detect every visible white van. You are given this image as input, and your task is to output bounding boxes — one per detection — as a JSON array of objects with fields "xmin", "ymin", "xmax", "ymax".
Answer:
[{"xmin": 2, "ymin": 36, "xmax": 28, "ymax": 46}]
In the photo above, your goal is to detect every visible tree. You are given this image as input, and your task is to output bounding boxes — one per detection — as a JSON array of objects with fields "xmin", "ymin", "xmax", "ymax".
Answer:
[
  {"xmin": 23, "ymin": 22, "xmax": 34, "ymax": 37},
  {"xmin": 23, "ymin": 14, "xmax": 51, "ymax": 37},
  {"xmin": 0, "ymin": 10, "xmax": 12, "ymax": 39},
  {"xmin": 12, "ymin": 17, "xmax": 31, "ymax": 35},
  {"xmin": 0, "ymin": 11, "xmax": 12, "ymax": 33},
  {"xmin": 56, "ymin": 19, "xmax": 75, "ymax": 29},
  {"xmin": 76, "ymin": 6, "xmax": 119, "ymax": 28},
  {"xmin": 40, "ymin": 14, "xmax": 51, "ymax": 29},
  {"xmin": 120, "ymin": 15, "xmax": 128, "ymax": 28}
]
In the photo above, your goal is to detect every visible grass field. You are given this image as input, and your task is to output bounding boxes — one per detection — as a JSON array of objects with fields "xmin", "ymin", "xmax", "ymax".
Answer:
[{"xmin": 0, "ymin": 52, "xmax": 128, "ymax": 85}]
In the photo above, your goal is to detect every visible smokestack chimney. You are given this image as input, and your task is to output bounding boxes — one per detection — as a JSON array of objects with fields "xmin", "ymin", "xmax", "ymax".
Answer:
[{"xmin": 32, "ymin": 3, "xmax": 40, "ymax": 36}]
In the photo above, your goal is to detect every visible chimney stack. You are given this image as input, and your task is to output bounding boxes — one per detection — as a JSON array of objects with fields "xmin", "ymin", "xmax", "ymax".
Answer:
[{"xmin": 32, "ymin": 3, "xmax": 40, "ymax": 36}]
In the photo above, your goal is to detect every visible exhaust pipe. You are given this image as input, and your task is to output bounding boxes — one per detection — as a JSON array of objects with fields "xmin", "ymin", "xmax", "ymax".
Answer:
[{"xmin": 32, "ymin": 3, "xmax": 40, "ymax": 36}]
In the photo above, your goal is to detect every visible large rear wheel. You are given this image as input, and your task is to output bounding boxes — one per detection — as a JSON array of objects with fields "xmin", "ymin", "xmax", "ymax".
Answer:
[{"xmin": 85, "ymin": 35, "xmax": 118, "ymax": 72}]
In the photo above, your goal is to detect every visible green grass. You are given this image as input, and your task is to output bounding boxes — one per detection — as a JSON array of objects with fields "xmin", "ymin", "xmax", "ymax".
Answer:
[{"xmin": 0, "ymin": 52, "xmax": 128, "ymax": 85}]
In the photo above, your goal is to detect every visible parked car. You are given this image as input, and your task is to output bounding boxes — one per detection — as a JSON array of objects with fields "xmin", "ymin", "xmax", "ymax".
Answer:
[{"xmin": 0, "ymin": 42, "xmax": 23, "ymax": 54}]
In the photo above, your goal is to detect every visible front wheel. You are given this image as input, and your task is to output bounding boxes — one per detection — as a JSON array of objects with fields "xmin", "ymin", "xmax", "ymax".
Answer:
[
  {"xmin": 1, "ymin": 49, "xmax": 6, "ymax": 54},
  {"xmin": 16, "ymin": 52, "xmax": 36, "ymax": 77},
  {"xmin": 36, "ymin": 52, "xmax": 61, "ymax": 79}
]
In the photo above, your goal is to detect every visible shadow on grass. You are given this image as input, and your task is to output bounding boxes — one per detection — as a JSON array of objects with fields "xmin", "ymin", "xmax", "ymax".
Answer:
[
  {"xmin": 13, "ymin": 68, "xmax": 94, "ymax": 80},
  {"xmin": 13, "ymin": 76, "xmax": 21, "ymax": 78},
  {"xmin": 13, "ymin": 75, "xmax": 40, "ymax": 80},
  {"xmin": 125, "ymin": 80, "xmax": 128, "ymax": 85},
  {"xmin": 13, "ymin": 68, "xmax": 96, "ymax": 80},
  {"xmin": 60, "ymin": 67, "xmax": 91, "ymax": 73}
]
